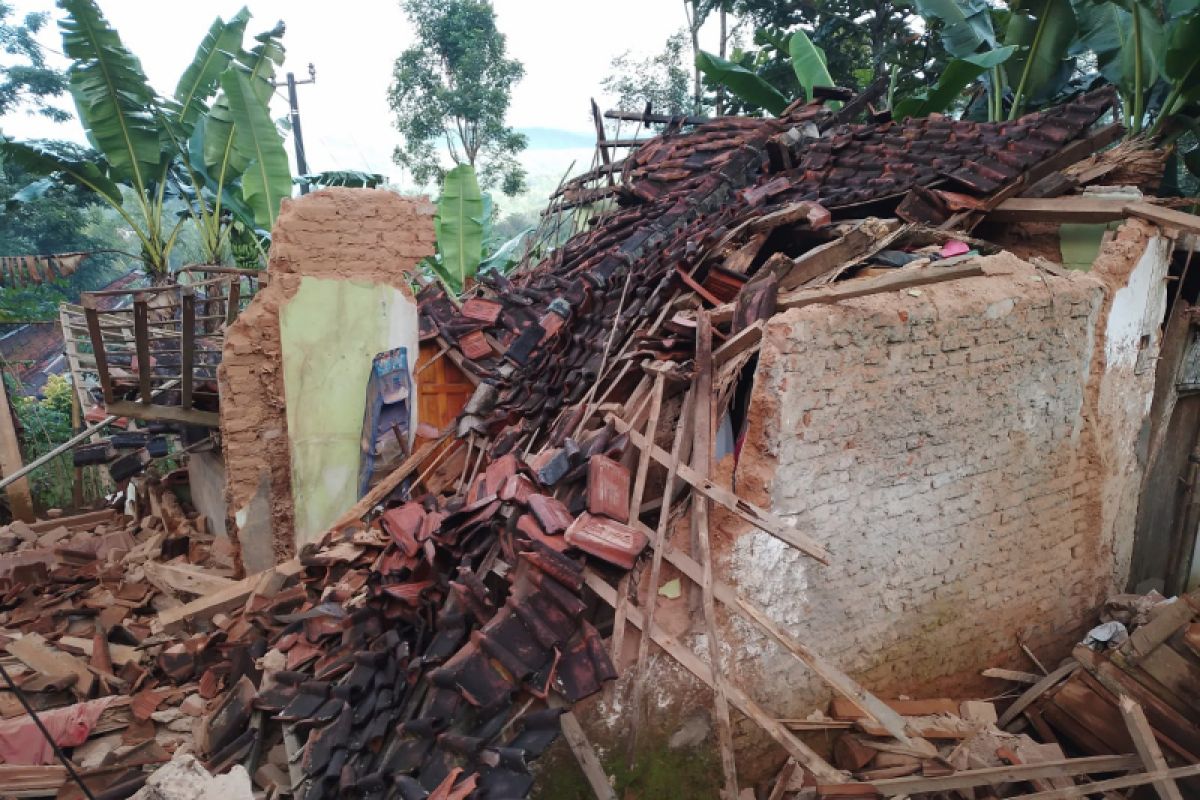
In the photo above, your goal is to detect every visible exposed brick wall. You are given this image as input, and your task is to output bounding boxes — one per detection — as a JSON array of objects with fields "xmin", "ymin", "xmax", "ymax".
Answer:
[
  {"xmin": 219, "ymin": 189, "xmax": 434, "ymax": 572},
  {"xmin": 721, "ymin": 251, "xmax": 1154, "ymax": 731}
]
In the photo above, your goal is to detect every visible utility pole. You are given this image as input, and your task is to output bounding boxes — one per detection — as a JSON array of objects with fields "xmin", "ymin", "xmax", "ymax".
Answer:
[{"xmin": 274, "ymin": 63, "xmax": 316, "ymax": 193}]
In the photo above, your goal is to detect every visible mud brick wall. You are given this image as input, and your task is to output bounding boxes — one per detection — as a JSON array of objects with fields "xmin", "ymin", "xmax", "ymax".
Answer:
[
  {"xmin": 719, "ymin": 233, "xmax": 1167, "ymax": 748},
  {"xmin": 219, "ymin": 188, "xmax": 434, "ymax": 572}
]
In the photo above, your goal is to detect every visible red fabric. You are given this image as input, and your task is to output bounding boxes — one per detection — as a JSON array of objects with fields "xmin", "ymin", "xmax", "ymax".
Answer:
[{"xmin": 0, "ymin": 696, "xmax": 117, "ymax": 765}]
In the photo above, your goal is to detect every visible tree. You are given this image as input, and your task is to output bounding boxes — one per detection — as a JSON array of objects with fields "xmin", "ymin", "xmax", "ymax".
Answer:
[
  {"xmin": 0, "ymin": 0, "xmax": 291, "ymax": 277},
  {"xmin": 717, "ymin": 0, "xmax": 944, "ymax": 111},
  {"xmin": 388, "ymin": 0, "xmax": 527, "ymax": 197},
  {"xmin": 0, "ymin": 1, "xmax": 68, "ymax": 121},
  {"xmin": 602, "ymin": 32, "xmax": 692, "ymax": 116},
  {"xmin": 0, "ymin": 152, "xmax": 129, "ymax": 321}
]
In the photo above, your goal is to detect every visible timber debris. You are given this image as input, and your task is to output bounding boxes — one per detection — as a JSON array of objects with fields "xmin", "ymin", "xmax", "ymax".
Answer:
[{"xmin": 5, "ymin": 82, "xmax": 1200, "ymax": 799}]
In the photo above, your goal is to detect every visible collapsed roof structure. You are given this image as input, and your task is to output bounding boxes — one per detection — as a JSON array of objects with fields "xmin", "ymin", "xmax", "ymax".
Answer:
[{"xmin": 5, "ymin": 83, "xmax": 1200, "ymax": 799}]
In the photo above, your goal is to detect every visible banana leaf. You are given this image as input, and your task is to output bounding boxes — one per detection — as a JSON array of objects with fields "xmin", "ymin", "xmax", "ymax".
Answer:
[
  {"xmin": 1165, "ymin": 12, "xmax": 1200, "ymax": 87},
  {"xmin": 696, "ymin": 50, "xmax": 789, "ymax": 116},
  {"xmin": 1005, "ymin": 0, "xmax": 1078, "ymax": 114},
  {"xmin": 171, "ymin": 8, "xmax": 250, "ymax": 140},
  {"xmin": 219, "ymin": 68, "xmax": 291, "ymax": 232},
  {"xmin": 0, "ymin": 138, "xmax": 123, "ymax": 206},
  {"xmin": 915, "ymin": 0, "xmax": 1000, "ymax": 58},
  {"xmin": 202, "ymin": 22, "xmax": 285, "ymax": 183},
  {"xmin": 296, "ymin": 170, "xmax": 385, "ymax": 189},
  {"xmin": 894, "ymin": 48, "xmax": 1016, "ymax": 119},
  {"xmin": 433, "ymin": 164, "xmax": 484, "ymax": 295},
  {"xmin": 57, "ymin": 0, "xmax": 162, "ymax": 190},
  {"xmin": 788, "ymin": 29, "xmax": 835, "ymax": 106}
]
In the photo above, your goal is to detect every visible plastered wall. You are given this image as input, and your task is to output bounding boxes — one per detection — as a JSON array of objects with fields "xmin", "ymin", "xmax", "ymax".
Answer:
[
  {"xmin": 714, "ymin": 226, "xmax": 1168, "ymax": 770},
  {"xmin": 584, "ymin": 226, "xmax": 1170, "ymax": 783},
  {"xmin": 219, "ymin": 188, "xmax": 434, "ymax": 572}
]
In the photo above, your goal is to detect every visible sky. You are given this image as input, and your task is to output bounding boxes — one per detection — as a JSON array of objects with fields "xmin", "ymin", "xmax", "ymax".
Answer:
[{"xmin": 0, "ymin": 0, "xmax": 725, "ymax": 195}]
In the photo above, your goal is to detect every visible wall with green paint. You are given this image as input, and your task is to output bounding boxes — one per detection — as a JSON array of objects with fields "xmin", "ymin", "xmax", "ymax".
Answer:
[{"xmin": 279, "ymin": 276, "xmax": 419, "ymax": 545}]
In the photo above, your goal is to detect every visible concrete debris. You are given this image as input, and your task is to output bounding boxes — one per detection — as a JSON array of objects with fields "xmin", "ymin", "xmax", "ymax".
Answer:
[{"xmin": 129, "ymin": 754, "xmax": 253, "ymax": 800}]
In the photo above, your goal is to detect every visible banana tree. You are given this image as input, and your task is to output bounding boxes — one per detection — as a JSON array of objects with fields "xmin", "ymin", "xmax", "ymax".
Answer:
[
  {"xmin": 0, "ymin": 0, "xmax": 291, "ymax": 277},
  {"xmin": 695, "ymin": 28, "xmax": 836, "ymax": 116},
  {"xmin": 425, "ymin": 164, "xmax": 484, "ymax": 295}
]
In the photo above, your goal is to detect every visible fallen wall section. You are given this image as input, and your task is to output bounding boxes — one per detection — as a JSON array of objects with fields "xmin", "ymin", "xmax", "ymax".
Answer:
[{"xmin": 219, "ymin": 189, "xmax": 434, "ymax": 570}]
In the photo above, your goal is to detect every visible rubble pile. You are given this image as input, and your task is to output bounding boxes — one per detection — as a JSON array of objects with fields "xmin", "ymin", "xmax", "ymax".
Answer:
[
  {"xmin": 804, "ymin": 589, "xmax": 1200, "ymax": 798},
  {"xmin": 5, "ymin": 82, "xmax": 1200, "ymax": 799}
]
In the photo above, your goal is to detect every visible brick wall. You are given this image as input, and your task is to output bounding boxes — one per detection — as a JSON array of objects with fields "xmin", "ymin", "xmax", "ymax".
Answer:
[
  {"xmin": 722, "ymin": 252, "xmax": 1138, "ymax": 722},
  {"xmin": 219, "ymin": 189, "xmax": 433, "ymax": 571}
]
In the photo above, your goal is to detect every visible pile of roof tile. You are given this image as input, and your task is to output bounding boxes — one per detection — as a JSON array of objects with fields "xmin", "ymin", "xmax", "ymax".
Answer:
[
  {"xmin": 1, "ymin": 84, "xmax": 1148, "ymax": 799},
  {"xmin": 422, "ymin": 87, "xmax": 1117, "ymax": 441}
]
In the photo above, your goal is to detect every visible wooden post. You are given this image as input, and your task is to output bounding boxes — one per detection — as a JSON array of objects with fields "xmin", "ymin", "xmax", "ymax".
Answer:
[
  {"xmin": 181, "ymin": 286, "xmax": 195, "ymax": 411},
  {"xmin": 225, "ymin": 277, "xmax": 241, "ymax": 326},
  {"xmin": 609, "ymin": 369, "xmax": 665, "ymax": 677},
  {"xmin": 1119, "ymin": 696, "xmax": 1185, "ymax": 800},
  {"xmin": 693, "ymin": 312, "xmax": 740, "ymax": 800},
  {"xmin": 0, "ymin": 371, "xmax": 34, "ymax": 522},
  {"xmin": 81, "ymin": 297, "xmax": 114, "ymax": 405},
  {"xmin": 628, "ymin": 388, "xmax": 693, "ymax": 760},
  {"xmin": 70, "ymin": 379, "xmax": 83, "ymax": 509},
  {"xmin": 558, "ymin": 706, "xmax": 618, "ymax": 800},
  {"xmin": 591, "ymin": 98, "xmax": 616, "ymax": 187},
  {"xmin": 132, "ymin": 293, "xmax": 152, "ymax": 404}
]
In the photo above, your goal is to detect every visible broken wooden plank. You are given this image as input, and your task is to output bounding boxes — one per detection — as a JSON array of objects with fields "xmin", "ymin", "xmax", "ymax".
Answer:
[
  {"xmin": 582, "ymin": 566, "xmax": 845, "ymax": 784},
  {"xmin": 606, "ymin": 413, "xmax": 830, "ymax": 564},
  {"xmin": 712, "ymin": 321, "xmax": 764, "ymax": 369},
  {"xmin": 143, "ymin": 562, "xmax": 235, "ymax": 598},
  {"xmin": 1119, "ymin": 695, "xmax": 1185, "ymax": 800},
  {"xmin": 27, "ymin": 509, "xmax": 118, "ymax": 535},
  {"xmin": 609, "ymin": 370, "xmax": 665, "ymax": 679},
  {"xmin": 830, "ymin": 697, "xmax": 958, "ymax": 720},
  {"xmin": 1125, "ymin": 597, "xmax": 1197, "ymax": 661},
  {"xmin": 693, "ymin": 313, "xmax": 740, "ymax": 800},
  {"xmin": 556, "ymin": 701, "xmax": 618, "ymax": 800},
  {"xmin": 997, "ymin": 660, "xmax": 1079, "ymax": 728},
  {"xmin": 989, "ymin": 196, "xmax": 1132, "ymax": 224},
  {"xmin": 326, "ymin": 430, "xmax": 452, "ymax": 534},
  {"xmin": 628, "ymin": 388, "xmax": 694, "ymax": 758},
  {"xmin": 708, "ymin": 261, "xmax": 989, "ymax": 326},
  {"xmin": 776, "ymin": 221, "xmax": 901, "ymax": 292},
  {"xmin": 983, "ymin": 667, "xmax": 1043, "ymax": 684},
  {"xmin": 865, "ymin": 754, "xmax": 1141, "ymax": 796},
  {"xmin": 0, "ymin": 764, "xmax": 68, "ymax": 796},
  {"xmin": 652, "ymin": 537, "xmax": 923, "ymax": 748},
  {"xmin": 6, "ymin": 632, "xmax": 94, "ymax": 697},
  {"xmin": 1015, "ymin": 764, "xmax": 1200, "ymax": 800},
  {"xmin": 990, "ymin": 198, "xmax": 1200, "ymax": 235},
  {"xmin": 56, "ymin": 636, "xmax": 141, "ymax": 668},
  {"xmin": 154, "ymin": 559, "xmax": 305, "ymax": 634}
]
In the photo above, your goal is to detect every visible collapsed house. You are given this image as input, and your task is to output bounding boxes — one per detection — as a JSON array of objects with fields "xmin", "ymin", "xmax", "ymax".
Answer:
[{"xmin": 3, "ymin": 83, "xmax": 1200, "ymax": 798}]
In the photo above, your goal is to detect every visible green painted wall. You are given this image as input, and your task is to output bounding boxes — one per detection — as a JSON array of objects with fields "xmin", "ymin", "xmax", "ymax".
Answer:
[{"xmin": 279, "ymin": 277, "xmax": 418, "ymax": 545}]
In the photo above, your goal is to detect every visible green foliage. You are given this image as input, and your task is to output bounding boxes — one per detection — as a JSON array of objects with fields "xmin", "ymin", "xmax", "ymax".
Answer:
[
  {"xmin": 1004, "ymin": 0, "xmax": 1079, "ymax": 117},
  {"xmin": 0, "ymin": 154, "xmax": 129, "ymax": 321},
  {"xmin": 219, "ymin": 69, "xmax": 290, "ymax": 232},
  {"xmin": 430, "ymin": 164, "xmax": 484, "ymax": 294},
  {"xmin": 0, "ymin": 2, "xmax": 68, "ymax": 120},
  {"xmin": 601, "ymin": 31, "xmax": 692, "ymax": 116},
  {"xmin": 296, "ymin": 170, "xmax": 386, "ymax": 190},
  {"xmin": 726, "ymin": 0, "xmax": 946, "ymax": 109},
  {"xmin": 7, "ymin": 373, "xmax": 76, "ymax": 510},
  {"xmin": 788, "ymin": 28, "xmax": 837, "ymax": 108},
  {"xmin": 1, "ymin": 2, "xmax": 290, "ymax": 275},
  {"xmin": 388, "ymin": 0, "xmax": 527, "ymax": 196},
  {"xmin": 695, "ymin": 50, "xmax": 789, "ymax": 115}
]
